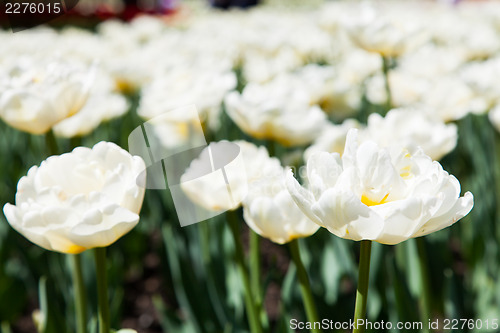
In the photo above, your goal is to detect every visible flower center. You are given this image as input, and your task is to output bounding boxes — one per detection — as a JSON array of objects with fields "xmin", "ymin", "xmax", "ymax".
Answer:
[{"xmin": 361, "ymin": 192, "xmax": 389, "ymax": 206}]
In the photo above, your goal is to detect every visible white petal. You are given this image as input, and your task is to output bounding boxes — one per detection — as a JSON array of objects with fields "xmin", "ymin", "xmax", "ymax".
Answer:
[
  {"xmin": 313, "ymin": 188, "xmax": 384, "ymax": 241},
  {"xmin": 414, "ymin": 191, "xmax": 474, "ymax": 238},
  {"xmin": 285, "ymin": 169, "xmax": 323, "ymax": 226}
]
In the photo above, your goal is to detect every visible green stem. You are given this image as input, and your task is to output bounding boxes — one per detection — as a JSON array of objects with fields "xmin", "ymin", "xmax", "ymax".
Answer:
[
  {"xmin": 288, "ymin": 239, "xmax": 320, "ymax": 332},
  {"xmin": 353, "ymin": 240, "xmax": 372, "ymax": 333},
  {"xmin": 250, "ymin": 231, "xmax": 261, "ymax": 297},
  {"xmin": 199, "ymin": 222, "xmax": 227, "ymax": 325},
  {"xmin": 45, "ymin": 130, "xmax": 59, "ymax": 156},
  {"xmin": 70, "ymin": 254, "xmax": 87, "ymax": 333},
  {"xmin": 266, "ymin": 140, "xmax": 276, "ymax": 157},
  {"xmin": 494, "ymin": 130, "xmax": 500, "ymax": 226},
  {"xmin": 227, "ymin": 212, "xmax": 263, "ymax": 333},
  {"xmin": 1, "ymin": 321, "xmax": 12, "ymax": 333},
  {"xmin": 249, "ymin": 230, "xmax": 269, "ymax": 329},
  {"xmin": 381, "ymin": 56, "xmax": 393, "ymax": 113},
  {"xmin": 416, "ymin": 238, "xmax": 432, "ymax": 333},
  {"xmin": 70, "ymin": 136, "xmax": 83, "ymax": 150},
  {"xmin": 93, "ymin": 248, "xmax": 109, "ymax": 333}
]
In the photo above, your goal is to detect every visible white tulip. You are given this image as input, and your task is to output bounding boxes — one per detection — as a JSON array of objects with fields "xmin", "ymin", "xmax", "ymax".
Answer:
[
  {"xmin": 304, "ymin": 119, "xmax": 360, "ymax": 162},
  {"xmin": 52, "ymin": 93, "xmax": 128, "ymax": 138},
  {"xmin": 459, "ymin": 58, "xmax": 500, "ymax": 112},
  {"xmin": 286, "ymin": 129, "xmax": 473, "ymax": 245},
  {"xmin": 421, "ymin": 76, "xmax": 486, "ymax": 121},
  {"xmin": 344, "ymin": 5, "xmax": 428, "ymax": 57},
  {"xmin": 137, "ymin": 67, "xmax": 236, "ymax": 130},
  {"xmin": 180, "ymin": 140, "xmax": 282, "ymax": 212},
  {"xmin": 364, "ymin": 108, "xmax": 457, "ymax": 161},
  {"xmin": 225, "ymin": 82, "xmax": 328, "ymax": 146},
  {"xmin": 52, "ymin": 71, "xmax": 129, "ymax": 138},
  {"xmin": 3, "ymin": 142, "xmax": 146, "ymax": 254},
  {"xmin": 243, "ymin": 170, "xmax": 319, "ymax": 244},
  {"xmin": 180, "ymin": 141, "xmax": 248, "ymax": 212},
  {"xmin": 0, "ymin": 57, "xmax": 92, "ymax": 134},
  {"xmin": 306, "ymin": 108, "xmax": 456, "ymax": 162}
]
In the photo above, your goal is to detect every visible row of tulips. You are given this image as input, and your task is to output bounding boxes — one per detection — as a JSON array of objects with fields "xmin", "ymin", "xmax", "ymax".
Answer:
[{"xmin": 0, "ymin": 130, "xmax": 474, "ymax": 332}]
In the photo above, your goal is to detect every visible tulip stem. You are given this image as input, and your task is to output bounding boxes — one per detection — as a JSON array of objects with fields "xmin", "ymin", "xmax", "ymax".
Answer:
[
  {"xmin": 70, "ymin": 136, "xmax": 83, "ymax": 150},
  {"xmin": 381, "ymin": 56, "xmax": 393, "ymax": 113},
  {"xmin": 416, "ymin": 238, "xmax": 432, "ymax": 333},
  {"xmin": 266, "ymin": 140, "xmax": 276, "ymax": 157},
  {"xmin": 353, "ymin": 240, "xmax": 372, "ymax": 333},
  {"xmin": 227, "ymin": 212, "xmax": 263, "ymax": 333},
  {"xmin": 70, "ymin": 254, "xmax": 87, "ymax": 333},
  {"xmin": 93, "ymin": 247, "xmax": 110, "ymax": 333},
  {"xmin": 250, "ymin": 230, "xmax": 269, "ymax": 329},
  {"xmin": 288, "ymin": 239, "xmax": 321, "ymax": 332},
  {"xmin": 45, "ymin": 130, "xmax": 59, "ymax": 156},
  {"xmin": 1, "ymin": 321, "xmax": 12, "ymax": 333}
]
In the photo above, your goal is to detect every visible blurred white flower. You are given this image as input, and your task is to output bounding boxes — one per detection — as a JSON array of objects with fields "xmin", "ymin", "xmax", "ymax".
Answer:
[
  {"xmin": 138, "ymin": 67, "xmax": 236, "ymax": 130},
  {"xmin": 243, "ymin": 170, "xmax": 319, "ymax": 244},
  {"xmin": 304, "ymin": 119, "xmax": 360, "ymax": 161},
  {"xmin": 364, "ymin": 108, "xmax": 457, "ymax": 161},
  {"xmin": 429, "ymin": 10, "xmax": 500, "ymax": 60},
  {"xmin": 225, "ymin": 81, "xmax": 328, "ymax": 146},
  {"xmin": 365, "ymin": 70, "xmax": 428, "ymax": 108},
  {"xmin": 459, "ymin": 58, "xmax": 500, "ymax": 112},
  {"xmin": 3, "ymin": 142, "xmax": 146, "ymax": 254},
  {"xmin": 323, "ymin": 50, "xmax": 381, "ymax": 117},
  {"xmin": 53, "ymin": 93, "xmax": 128, "ymax": 138},
  {"xmin": 397, "ymin": 45, "xmax": 466, "ymax": 79},
  {"xmin": 52, "ymin": 70, "xmax": 129, "ymax": 138},
  {"xmin": 242, "ymin": 48, "xmax": 303, "ymax": 84},
  {"xmin": 0, "ymin": 57, "xmax": 92, "ymax": 134},
  {"xmin": 234, "ymin": 140, "xmax": 283, "ymax": 183},
  {"xmin": 306, "ymin": 108, "xmax": 456, "ymax": 162},
  {"xmin": 286, "ymin": 129, "xmax": 473, "ymax": 245},
  {"xmin": 344, "ymin": 5, "xmax": 427, "ymax": 57},
  {"xmin": 180, "ymin": 140, "xmax": 281, "ymax": 212},
  {"xmin": 237, "ymin": 11, "xmax": 332, "ymax": 83},
  {"xmin": 99, "ymin": 16, "xmax": 167, "ymax": 44},
  {"xmin": 421, "ymin": 76, "xmax": 486, "ymax": 121},
  {"xmin": 147, "ymin": 105, "xmax": 206, "ymax": 151}
]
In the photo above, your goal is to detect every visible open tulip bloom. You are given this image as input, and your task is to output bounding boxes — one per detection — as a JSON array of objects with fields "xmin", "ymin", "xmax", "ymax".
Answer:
[
  {"xmin": 286, "ymin": 129, "xmax": 473, "ymax": 245},
  {"xmin": 3, "ymin": 141, "xmax": 146, "ymax": 333},
  {"xmin": 286, "ymin": 128, "xmax": 473, "ymax": 331},
  {"xmin": 3, "ymin": 141, "xmax": 146, "ymax": 253}
]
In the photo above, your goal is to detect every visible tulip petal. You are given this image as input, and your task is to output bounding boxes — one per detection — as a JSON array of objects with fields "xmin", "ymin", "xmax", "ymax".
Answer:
[
  {"xmin": 69, "ymin": 205, "xmax": 139, "ymax": 248},
  {"xmin": 286, "ymin": 169, "xmax": 324, "ymax": 227},
  {"xmin": 312, "ymin": 188, "xmax": 384, "ymax": 241},
  {"xmin": 414, "ymin": 191, "xmax": 474, "ymax": 238},
  {"xmin": 372, "ymin": 196, "xmax": 436, "ymax": 244}
]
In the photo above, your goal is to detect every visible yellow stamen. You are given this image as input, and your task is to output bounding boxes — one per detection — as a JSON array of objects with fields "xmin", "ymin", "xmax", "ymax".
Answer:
[
  {"xmin": 66, "ymin": 244, "xmax": 87, "ymax": 254},
  {"xmin": 399, "ymin": 165, "xmax": 412, "ymax": 179},
  {"xmin": 361, "ymin": 192, "xmax": 389, "ymax": 206},
  {"xmin": 115, "ymin": 79, "xmax": 134, "ymax": 94}
]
